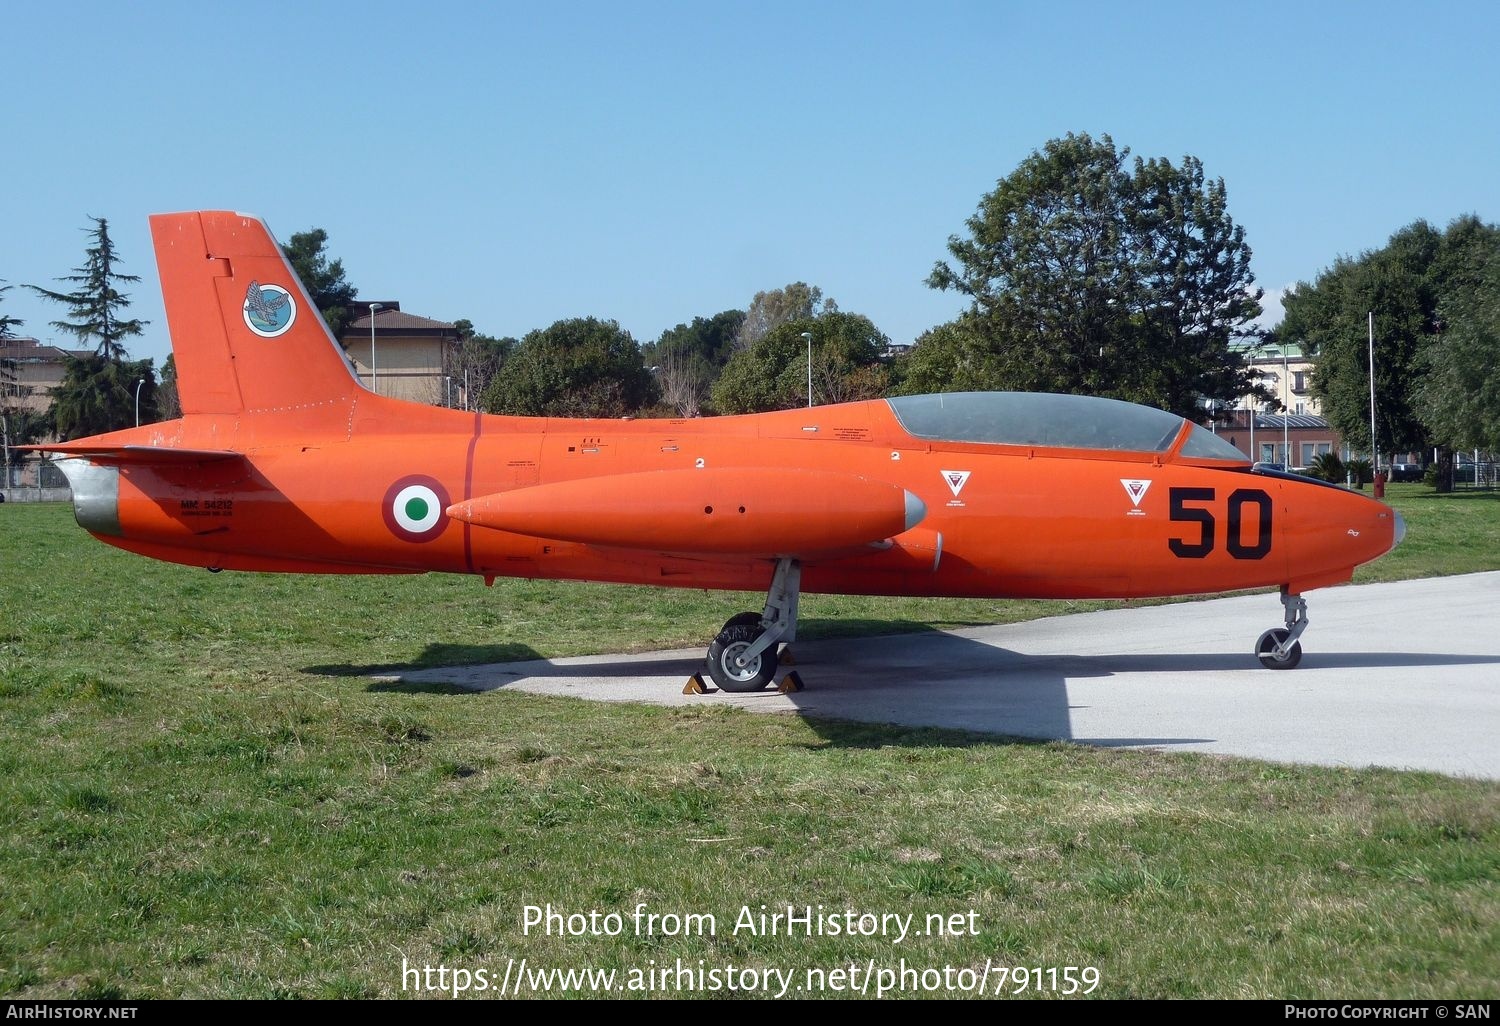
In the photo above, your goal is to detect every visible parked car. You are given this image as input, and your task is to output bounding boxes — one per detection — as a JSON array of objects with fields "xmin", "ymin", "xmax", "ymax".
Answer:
[{"xmin": 1389, "ymin": 462, "xmax": 1423, "ymax": 483}]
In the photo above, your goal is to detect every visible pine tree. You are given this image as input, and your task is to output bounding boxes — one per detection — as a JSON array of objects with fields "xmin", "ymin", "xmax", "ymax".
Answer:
[
  {"xmin": 28, "ymin": 217, "xmax": 147, "ymax": 361},
  {"xmin": 49, "ymin": 355, "xmax": 155, "ymax": 440},
  {"xmin": 0, "ymin": 280, "xmax": 22, "ymax": 339},
  {"xmin": 282, "ymin": 228, "xmax": 359, "ymax": 338},
  {"xmin": 0, "ymin": 280, "xmax": 21, "ymax": 399}
]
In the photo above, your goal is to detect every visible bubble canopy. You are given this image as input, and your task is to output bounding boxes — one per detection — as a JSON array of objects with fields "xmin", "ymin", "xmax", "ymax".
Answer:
[{"xmin": 886, "ymin": 392, "xmax": 1247, "ymax": 461}]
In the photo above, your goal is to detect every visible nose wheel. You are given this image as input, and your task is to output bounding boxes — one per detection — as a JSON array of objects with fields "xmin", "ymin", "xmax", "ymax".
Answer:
[
  {"xmin": 1256, "ymin": 589, "xmax": 1308, "ymax": 670},
  {"xmin": 1256, "ymin": 628, "xmax": 1302, "ymax": 669}
]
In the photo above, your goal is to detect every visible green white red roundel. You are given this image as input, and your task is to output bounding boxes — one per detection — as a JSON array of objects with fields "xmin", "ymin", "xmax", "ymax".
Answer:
[{"xmin": 382, "ymin": 476, "xmax": 451, "ymax": 543}]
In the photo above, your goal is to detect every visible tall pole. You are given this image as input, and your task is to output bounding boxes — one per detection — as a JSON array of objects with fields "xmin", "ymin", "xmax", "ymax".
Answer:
[
  {"xmin": 1249, "ymin": 396, "xmax": 1256, "ymax": 461},
  {"xmin": 1282, "ymin": 347, "xmax": 1289, "ymax": 466},
  {"xmin": 1368, "ymin": 311, "xmax": 1378, "ymax": 473},
  {"xmin": 369, "ymin": 303, "xmax": 383, "ymax": 394},
  {"xmin": 802, "ymin": 331, "xmax": 814, "ymax": 408},
  {"xmin": 134, "ymin": 378, "xmax": 143, "ymax": 427},
  {"xmin": 2, "ymin": 412, "xmax": 9, "ymax": 489}
]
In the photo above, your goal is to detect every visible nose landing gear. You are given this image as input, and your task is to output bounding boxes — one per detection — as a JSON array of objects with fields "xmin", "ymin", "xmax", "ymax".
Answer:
[{"xmin": 1256, "ymin": 588, "xmax": 1308, "ymax": 670}]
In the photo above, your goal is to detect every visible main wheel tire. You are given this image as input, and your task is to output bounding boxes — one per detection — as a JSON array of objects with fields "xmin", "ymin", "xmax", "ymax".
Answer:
[
  {"xmin": 706, "ymin": 624, "xmax": 778, "ymax": 692},
  {"xmin": 722, "ymin": 611, "xmax": 763, "ymax": 632},
  {"xmin": 1256, "ymin": 628, "xmax": 1303, "ymax": 670}
]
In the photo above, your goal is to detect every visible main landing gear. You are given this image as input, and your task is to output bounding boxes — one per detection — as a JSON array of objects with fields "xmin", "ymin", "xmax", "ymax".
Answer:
[
  {"xmin": 1256, "ymin": 587, "xmax": 1309, "ymax": 670},
  {"xmin": 705, "ymin": 557, "xmax": 801, "ymax": 692}
]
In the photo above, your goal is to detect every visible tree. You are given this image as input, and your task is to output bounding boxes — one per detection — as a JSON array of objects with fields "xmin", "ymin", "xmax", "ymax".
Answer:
[
  {"xmin": 0, "ymin": 279, "xmax": 21, "ymax": 340},
  {"xmin": 481, "ymin": 317, "xmax": 658, "ymax": 417},
  {"xmin": 1415, "ymin": 251, "xmax": 1500, "ymax": 454},
  {"xmin": 895, "ymin": 317, "xmax": 997, "ymax": 395},
  {"xmin": 711, "ymin": 311, "xmax": 892, "ymax": 414},
  {"xmin": 926, "ymin": 133, "xmax": 1268, "ymax": 418},
  {"xmin": 735, "ymin": 283, "xmax": 835, "ymax": 351},
  {"xmin": 450, "ymin": 319, "xmax": 515, "ymax": 411},
  {"xmin": 642, "ymin": 310, "xmax": 745, "ymax": 416},
  {"xmin": 0, "ymin": 280, "xmax": 20, "ymax": 401},
  {"xmin": 1280, "ymin": 216, "xmax": 1500, "ymax": 459},
  {"xmin": 156, "ymin": 353, "xmax": 182, "ymax": 420},
  {"xmin": 1, "ymin": 406, "xmax": 49, "ymax": 470},
  {"xmin": 50, "ymin": 355, "xmax": 156, "ymax": 439},
  {"xmin": 282, "ymin": 228, "xmax": 359, "ymax": 338},
  {"xmin": 27, "ymin": 217, "xmax": 147, "ymax": 361},
  {"xmin": 1, "ymin": 281, "xmax": 42, "ymax": 477}
]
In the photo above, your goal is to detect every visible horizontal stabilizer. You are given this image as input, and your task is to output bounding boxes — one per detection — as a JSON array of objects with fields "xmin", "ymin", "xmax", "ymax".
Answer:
[
  {"xmin": 449, "ymin": 467, "xmax": 926, "ymax": 557},
  {"xmin": 18, "ymin": 443, "xmax": 242, "ymax": 465}
]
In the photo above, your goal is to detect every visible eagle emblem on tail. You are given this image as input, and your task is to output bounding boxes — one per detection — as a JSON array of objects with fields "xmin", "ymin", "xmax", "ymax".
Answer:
[{"xmin": 242, "ymin": 281, "xmax": 296, "ymax": 337}]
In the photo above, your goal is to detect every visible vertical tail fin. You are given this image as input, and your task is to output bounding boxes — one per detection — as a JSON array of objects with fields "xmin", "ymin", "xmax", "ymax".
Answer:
[{"xmin": 150, "ymin": 211, "xmax": 362, "ymax": 416}]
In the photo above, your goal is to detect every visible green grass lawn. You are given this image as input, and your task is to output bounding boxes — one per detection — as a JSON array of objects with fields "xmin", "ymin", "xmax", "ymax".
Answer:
[{"xmin": 0, "ymin": 489, "xmax": 1496, "ymax": 999}]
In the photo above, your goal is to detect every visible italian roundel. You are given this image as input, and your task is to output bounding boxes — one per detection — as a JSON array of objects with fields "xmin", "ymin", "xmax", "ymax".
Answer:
[{"xmin": 382, "ymin": 475, "xmax": 452, "ymax": 543}]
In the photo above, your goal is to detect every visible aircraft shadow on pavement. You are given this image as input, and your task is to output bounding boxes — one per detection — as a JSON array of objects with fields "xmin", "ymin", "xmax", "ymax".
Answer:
[
  {"xmin": 303, "ymin": 642, "xmax": 546, "ymax": 680},
  {"xmin": 1052, "ymin": 651, "xmax": 1500, "ymax": 673},
  {"xmin": 363, "ymin": 631, "xmax": 1106, "ymax": 746},
  {"xmin": 350, "ymin": 626, "xmax": 1500, "ymax": 748}
]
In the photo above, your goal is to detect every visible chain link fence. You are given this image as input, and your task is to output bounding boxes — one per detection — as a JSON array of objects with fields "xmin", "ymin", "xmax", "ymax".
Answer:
[{"xmin": 1454, "ymin": 461, "xmax": 1497, "ymax": 490}]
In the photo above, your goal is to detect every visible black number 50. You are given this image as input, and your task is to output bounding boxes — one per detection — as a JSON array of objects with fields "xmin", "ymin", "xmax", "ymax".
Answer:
[{"xmin": 1168, "ymin": 487, "xmax": 1272, "ymax": 560}]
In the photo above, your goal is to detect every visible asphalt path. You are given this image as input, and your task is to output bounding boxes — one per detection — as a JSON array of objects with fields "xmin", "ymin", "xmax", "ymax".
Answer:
[{"xmin": 399, "ymin": 572, "xmax": 1500, "ymax": 779}]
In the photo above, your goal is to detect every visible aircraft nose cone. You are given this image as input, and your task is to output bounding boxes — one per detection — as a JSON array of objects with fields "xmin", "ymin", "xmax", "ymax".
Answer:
[{"xmin": 1392, "ymin": 510, "xmax": 1406, "ymax": 550}]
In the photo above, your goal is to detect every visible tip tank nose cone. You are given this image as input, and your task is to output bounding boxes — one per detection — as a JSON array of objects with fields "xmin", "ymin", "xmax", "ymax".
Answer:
[{"xmin": 903, "ymin": 489, "xmax": 927, "ymax": 531}]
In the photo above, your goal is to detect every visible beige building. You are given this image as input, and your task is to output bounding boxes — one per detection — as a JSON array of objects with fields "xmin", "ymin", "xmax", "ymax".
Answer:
[
  {"xmin": 0, "ymin": 337, "xmax": 92, "ymax": 414},
  {"xmin": 2, "ymin": 338, "xmax": 91, "ymax": 489},
  {"xmin": 1218, "ymin": 343, "xmax": 1343, "ymax": 468},
  {"xmin": 341, "ymin": 304, "xmax": 461, "ymax": 406},
  {"xmin": 1238, "ymin": 342, "xmax": 1320, "ymax": 418}
]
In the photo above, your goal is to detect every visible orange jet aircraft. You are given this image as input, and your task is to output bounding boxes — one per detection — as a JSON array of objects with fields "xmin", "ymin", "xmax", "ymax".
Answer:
[{"xmin": 26, "ymin": 211, "xmax": 1403, "ymax": 690}]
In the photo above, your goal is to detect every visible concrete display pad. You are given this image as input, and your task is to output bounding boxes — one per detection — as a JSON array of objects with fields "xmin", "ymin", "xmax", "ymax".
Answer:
[{"xmin": 399, "ymin": 573, "xmax": 1500, "ymax": 779}]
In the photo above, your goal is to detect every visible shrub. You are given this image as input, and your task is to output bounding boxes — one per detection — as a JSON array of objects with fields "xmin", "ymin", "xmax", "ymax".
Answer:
[
  {"xmin": 1345, "ymin": 458, "xmax": 1373, "ymax": 488},
  {"xmin": 1308, "ymin": 452, "xmax": 1345, "ymax": 483}
]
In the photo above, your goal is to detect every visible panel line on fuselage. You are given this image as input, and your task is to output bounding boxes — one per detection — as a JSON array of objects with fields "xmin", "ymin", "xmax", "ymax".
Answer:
[{"xmin": 462, "ymin": 410, "xmax": 483, "ymax": 573}]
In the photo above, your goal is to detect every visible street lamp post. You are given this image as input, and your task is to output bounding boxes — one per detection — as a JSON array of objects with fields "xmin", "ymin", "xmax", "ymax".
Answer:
[
  {"xmin": 1368, "ymin": 311, "xmax": 1379, "ymax": 476},
  {"xmin": 802, "ymin": 331, "xmax": 814, "ymax": 408},
  {"xmin": 134, "ymin": 378, "xmax": 144, "ymax": 427},
  {"xmin": 369, "ymin": 303, "xmax": 383, "ymax": 394},
  {"xmin": 1282, "ymin": 347, "xmax": 1289, "ymax": 467},
  {"xmin": 1249, "ymin": 395, "xmax": 1256, "ymax": 462}
]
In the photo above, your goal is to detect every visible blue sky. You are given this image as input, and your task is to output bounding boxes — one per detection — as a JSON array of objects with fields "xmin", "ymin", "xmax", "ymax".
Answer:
[{"xmin": 5, "ymin": 0, "xmax": 1497, "ymax": 367}]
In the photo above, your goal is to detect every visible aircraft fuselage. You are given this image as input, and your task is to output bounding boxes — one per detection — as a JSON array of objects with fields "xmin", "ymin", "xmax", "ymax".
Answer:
[{"xmin": 70, "ymin": 397, "xmax": 1398, "ymax": 602}]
